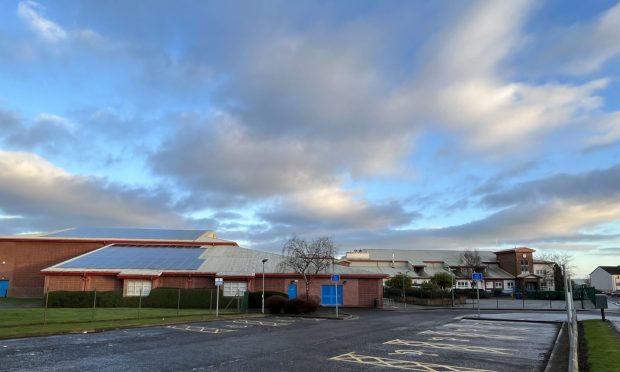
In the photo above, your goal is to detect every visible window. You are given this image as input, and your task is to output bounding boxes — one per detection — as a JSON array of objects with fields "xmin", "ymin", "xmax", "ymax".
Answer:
[
  {"xmin": 223, "ymin": 281, "xmax": 247, "ymax": 297},
  {"xmin": 126, "ymin": 280, "xmax": 151, "ymax": 297},
  {"xmin": 536, "ymin": 269, "xmax": 547, "ymax": 276},
  {"xmin": 520, "ymin": 259, "xmax": 529, "ymax": 274},
  {"xmin": 495, "ymin": 282, "xmax": 502, "ymax": 288},
  {"xmin": 506, "ymin": 281, "xmax": 514, "ymax": 288}
]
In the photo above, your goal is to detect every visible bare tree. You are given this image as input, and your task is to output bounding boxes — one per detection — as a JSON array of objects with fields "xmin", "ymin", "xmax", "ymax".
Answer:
[
  {"xmin": 539, "ymin": 251, "xmax": 574, "ymax": 291},
  {"xmin": 461, "ymin": 248, "xmax": 482, "ymax": 277},
  {"xmin": 280, "ymin": 236, "xmax": 336, "ymax": 300}
]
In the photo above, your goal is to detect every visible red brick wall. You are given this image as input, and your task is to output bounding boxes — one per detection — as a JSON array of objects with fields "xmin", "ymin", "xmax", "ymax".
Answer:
[
  {"xmin": 88, "ymin": 276, "xmax": 122, "ymax": 291},
  {"xmin": 496, "ymin": 253, "xmax": 517, "ymax": 276},
  {"xmin": 0, "ymin": 241, "xmax": 104, "ymax": 297},
  {"xmin": 358, "ymin": 279, "xmax": 381, "ymax": 307},
  {"xmin": 45, "ymin": 275, "xmax": 87, "ymax": 291},
  {"xmin": 245, "ymin": 276, "xmax": 383, "ymax": 308},
  {"xmin": 159, "ymin": 276, "xmax": 188, "ymax": 288}
]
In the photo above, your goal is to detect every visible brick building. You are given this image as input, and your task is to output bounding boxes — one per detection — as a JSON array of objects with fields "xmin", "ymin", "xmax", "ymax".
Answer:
[
  {"xmin": 0, "ymin": 227, "xmax": 236, "ymax": 297},
  {"xmin": 42, "ymin": 244, "xmax": 386, "ymax": 308}
]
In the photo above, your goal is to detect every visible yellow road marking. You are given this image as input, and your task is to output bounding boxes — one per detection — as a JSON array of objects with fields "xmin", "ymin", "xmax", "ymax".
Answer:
[
  {"xmin": 384, "ymin": 339, "xmax": 512, "ymax": 355},
  {"xmin": 330, "ymin": 352, "xmax": 497, "ymax": 371},
  {"xmin": 166, "ymin": 325, "xmax": 236, "ymax": 334},
  {"xmin": 419, "ymin": 330, "xmax": 525, "ymax": 341}
]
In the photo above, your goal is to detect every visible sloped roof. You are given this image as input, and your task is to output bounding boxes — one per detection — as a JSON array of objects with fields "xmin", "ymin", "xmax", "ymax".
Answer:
[
  {"xmin": 41, "ymin": 227, "xmax": 222, "ymax": 242},
  {"xmin": 598, "ymin": 266, "xmax": 620, "ymax": 275},
  {"xmin": 43, "ymin": 244, "xmax": 385, "ymax": 278},
  {"xmin": 352, "ymin": 249, "xmax": 497, "ymax": 266}
]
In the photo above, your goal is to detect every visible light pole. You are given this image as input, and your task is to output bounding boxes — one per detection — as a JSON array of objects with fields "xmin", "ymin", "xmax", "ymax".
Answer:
[
  {"xmin": 261, "ymin": 258, "xmax": 268, "ymax": 314},
  {"xmin": 399, "ymin": 270, "xmax": 410, "ymax": 309},
  {"xmin": 450, "ymin": 268, "xmax": 456, "ymax": 307}
]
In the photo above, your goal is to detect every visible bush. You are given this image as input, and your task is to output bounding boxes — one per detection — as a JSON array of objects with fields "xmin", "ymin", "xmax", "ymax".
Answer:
[
  {"xmin": 47, "ymin": 291, "xmax": 94, "ymax": 308},
  {"xmin": 248, "ymin": 291, "xmax": 288, "ymax": 309},
  {"xmin": 302, "ymin": 297, "xmax": 320, "ymax": 313},
  {"xmin": 285, "ymin": 298, "xmax": 306, "ymax": 314},
  {"xmin": 47, "ymin": 288, "xmax": 222, "ymax": 308},
  {"xmin": 266, "ymin": 295, "xmax": 288, "ymax": 314}
]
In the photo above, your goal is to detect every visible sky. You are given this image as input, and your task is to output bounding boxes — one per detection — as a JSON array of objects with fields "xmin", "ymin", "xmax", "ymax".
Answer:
[{"xmin": 1, "ymin": 0, "xmax": 620, "ymax": 277}]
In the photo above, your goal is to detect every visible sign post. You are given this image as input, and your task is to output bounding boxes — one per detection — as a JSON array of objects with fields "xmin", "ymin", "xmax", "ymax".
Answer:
[
  {"xmin": 331, "ymin": 274, "xmax": 340, "ymax": 319},
  {"xmin": 472, "ymin": 272, "xmax": 483, "ymax": 318},
  {"xmin": 215, "ymin": 277, "xmax": 223, "ymax": 317}
]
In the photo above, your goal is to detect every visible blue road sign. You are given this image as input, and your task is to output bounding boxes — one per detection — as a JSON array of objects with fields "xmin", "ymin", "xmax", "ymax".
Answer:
[
  {"xmin": 472, "ymin": 272, "xmax": 483, "ymax": 281},
  {"xmin": 331, "ymin": 274, "xmax": 340, "ymax": 282}
]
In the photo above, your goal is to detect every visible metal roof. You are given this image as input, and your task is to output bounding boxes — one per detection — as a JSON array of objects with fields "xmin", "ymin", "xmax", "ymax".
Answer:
[
  {"xmin": 42, "ymin": 227, "xmax": 216, "ymax": 241},
  {"xmin": 598, "ymin": 266, "xmax": 620, "ymax": 275},
  {"xmin": 57, "ymin": 245, "xmax": 207, "ymax": 270},
  {"xmin": 355, "ymin": 249, "xmax": 497, "ymax": 266}
]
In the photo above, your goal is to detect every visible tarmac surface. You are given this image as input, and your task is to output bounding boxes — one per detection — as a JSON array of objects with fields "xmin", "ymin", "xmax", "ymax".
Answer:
[{"xmin": 0, "ymin": 308, "xmax": 558, "ymax": 372}]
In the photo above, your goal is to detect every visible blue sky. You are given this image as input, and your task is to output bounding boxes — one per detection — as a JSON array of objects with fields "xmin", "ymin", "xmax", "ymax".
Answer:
[{"xmin": 1, "ymin": 0, "xmax": 620, "ymax": 277}]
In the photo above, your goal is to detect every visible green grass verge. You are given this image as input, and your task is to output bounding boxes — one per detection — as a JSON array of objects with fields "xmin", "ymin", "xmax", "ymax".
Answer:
[
  {"xmin": 0, "ymin": 307, "xmax": 243, "ymax": 339},
  {"xmin": 0, "ymin": 297, "xmax": 43, "ymax": 306},
  {"xmin": 583, "ymin": 319, "xmax": 620, "ymax": 371}
]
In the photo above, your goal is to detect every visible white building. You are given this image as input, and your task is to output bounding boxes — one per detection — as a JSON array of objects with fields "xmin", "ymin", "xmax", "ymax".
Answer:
[{"xmin": 589, "ymin": 266, "xmax": 620, "ymax": 292}]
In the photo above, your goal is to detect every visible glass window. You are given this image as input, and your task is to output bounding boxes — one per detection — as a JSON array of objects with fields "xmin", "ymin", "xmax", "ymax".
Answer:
[
  {"xmin": 223, "ymin": 281, "xmax": 247, "ymax": 297},
  {"xmin": 495, "ymin": 282, "xmax": 502, "ymax": 287},
  {"xmin": 126, "ymin": 280, "xmax": 151, "ymax": 297}
]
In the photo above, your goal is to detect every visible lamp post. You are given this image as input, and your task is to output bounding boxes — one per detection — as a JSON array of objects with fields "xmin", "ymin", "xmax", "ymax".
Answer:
[
  {"xmin": 399, "ymin": 270, "xmax": 410, "ymax": 309},
  {"xmin": 450, "ymin": 268, "xmax": 456, "ymax": 307},
  {"xmin": 261, "ymin": 258, "xmax": 268, "ymax": 314}
]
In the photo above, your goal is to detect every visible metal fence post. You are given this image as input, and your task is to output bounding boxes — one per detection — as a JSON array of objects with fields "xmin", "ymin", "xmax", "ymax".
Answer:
[
  {"xmin": 43, "ymin": 288, "xmax": 49, "ymax": 325},
  {"xmin": 138, "ymin": 287, "xmax": 142, "ymax": 319},
  {"xmin": 177, "ymin": 288, "xmax": 181, "ymax": 317},
  {"xmin": 92, "ymin": 290, "xmax": 97, "ymax": 321}
]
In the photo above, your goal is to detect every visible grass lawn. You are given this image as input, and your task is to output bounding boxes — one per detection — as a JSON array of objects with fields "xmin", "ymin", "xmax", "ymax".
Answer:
[
  {"xmin": 582, "ymin": 319, "xmax": 620, "ymax": 371},
  {"xmin": 0, "ymin": 307, "xmax": 244, "ymax": 339},
  {"xmin": 0, "ymin": 297, "xmax": 43, "ymax": 306}
]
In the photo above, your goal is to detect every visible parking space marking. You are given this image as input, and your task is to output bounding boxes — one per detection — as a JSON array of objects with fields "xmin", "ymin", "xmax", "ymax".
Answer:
[
  {"xmin": 384, "ymin": 339, "xmax": 512, "ymax": 355},
  {"xmin": 231, "ymin": 319, "xmax": 292, "ymax": 327},
  {"xmin": 418, "ymin": 330, "xmax": 525, "ymax": 341},
  {"xmin": 166, "ymin": 325, "xmax": 236, "ymax": 334},
  {"xmin": 444, "ymin": 324, "xmax": 533, "ymax": 332},
  {"xmin": 330, "ymin": 352, "xmax": 497, "ymax": 371},
  {"xmin": 430, "ymin": 337, "xmax": 470, "ymax": 342},
  {"xmin": 389, "ymin": 349, "xmax": 439, "ymax": 357}
]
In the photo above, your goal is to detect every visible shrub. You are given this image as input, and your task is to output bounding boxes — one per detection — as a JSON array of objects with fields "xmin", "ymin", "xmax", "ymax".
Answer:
[
  {"xmin": 266, "ymin": 295, "xmax": 288, "ymax": 314},
  {"xmin": 285, "ymin": 298, "xmax": 306, "ymax": 314},
  {"xmin": 248, "ymin": 291, "xmax": 288, "ymax": 309},
  {"xmin": 47, "ymin": 291, "xmax": 94, "ymax": 308},
  {"xmin": 303, "ymin": 297, "xmax": 320, "ymax": 313}
]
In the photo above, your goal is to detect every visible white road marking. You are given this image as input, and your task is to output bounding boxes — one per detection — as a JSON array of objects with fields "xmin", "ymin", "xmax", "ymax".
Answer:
[
  {"xmin": 384, "ymin": 339, "xmax": 512, "ymax": 355},
  {"xmin": 418, "ymin": 330, "xmax": 525, "ymax": 341},
  {"xmin": 330, "ymin": 352, "xmax": 497, "ymax": 371},
  {"xmin": 166, "ymin": 325, "xmax": 236, "ymax": 334}
]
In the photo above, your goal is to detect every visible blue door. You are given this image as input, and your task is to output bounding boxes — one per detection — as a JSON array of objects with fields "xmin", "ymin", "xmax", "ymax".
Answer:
[
  {"xmin": 320, "ymin": 285, "xmax": 343, "ymax": 306},
  {"xmin": 0, "ymin": 280, "xmax": 8, "ymax": 298},
  {"xmin": 288, "ymin": 284, "xmax": 298, "ymax": 300}
]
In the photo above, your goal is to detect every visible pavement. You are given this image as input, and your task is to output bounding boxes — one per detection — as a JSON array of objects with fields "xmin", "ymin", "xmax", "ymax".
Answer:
[{"xmin": 0, "ymin": 309, "xmax": 559, "ymax": 371}]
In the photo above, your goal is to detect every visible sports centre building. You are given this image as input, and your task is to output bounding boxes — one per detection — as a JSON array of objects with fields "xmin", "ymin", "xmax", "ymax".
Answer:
[{"xmin": 0, "ymin": 227, "xmax": 386, "ymax": 308}]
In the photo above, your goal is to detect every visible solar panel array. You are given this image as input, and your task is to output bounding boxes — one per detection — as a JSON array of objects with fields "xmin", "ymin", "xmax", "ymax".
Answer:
[
  {"xmin": 44, "ymin": 227, "xmax": 208, "ymax": 241},
  {"xmin": 58, "ymin": 246, "xmax": 207, "ymax": 270}
]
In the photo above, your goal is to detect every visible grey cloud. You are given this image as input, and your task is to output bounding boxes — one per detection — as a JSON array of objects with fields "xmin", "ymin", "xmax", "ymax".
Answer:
[
  {"xmin": 0, "ymin": 151, "xmax": 186, "ymax": 235},
  {"xmin": 481, "ymin": 164, "xmax": 620, "ymax": 208}
]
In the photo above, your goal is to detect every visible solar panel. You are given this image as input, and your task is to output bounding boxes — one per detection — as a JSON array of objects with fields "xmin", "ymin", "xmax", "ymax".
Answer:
[
  {"xmin": 58, "ymin": 246, "xmax": 207, "ymax": 270},
  {"xmin": 44, "ymin": 227, "xmax": 208, "ymax": 241}
]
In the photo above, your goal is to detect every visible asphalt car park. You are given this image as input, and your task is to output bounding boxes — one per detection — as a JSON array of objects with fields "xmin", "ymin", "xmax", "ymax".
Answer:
[{"xmin": 0, "ymin": 310, "xmax": 558, "ymax": 371}]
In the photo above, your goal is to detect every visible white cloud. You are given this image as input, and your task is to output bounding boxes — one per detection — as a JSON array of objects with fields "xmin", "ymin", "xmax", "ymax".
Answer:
[
  {"xmin": 409, "ymin": 1, "xmax": 609, "ymax": 153},
  {"xmin": 17, "ymin": 1, "xmax": 67, "ymax": 42},
  {"xmin": 0, "ymin": 151, "xmax": 185, "ymax": 233}
]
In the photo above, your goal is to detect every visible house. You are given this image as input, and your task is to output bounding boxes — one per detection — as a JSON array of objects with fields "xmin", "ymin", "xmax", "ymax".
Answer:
[
  {"xmin": 589, "ymin": 266, "xmax": 620, "ymax": 292},
  {"xmin": 341, "ymin": 247, "xmax": 553, "ymax": 292},
  {"xmin": 41, "ymin": 243, "xmax": 387, "ymax": 308},
  {"xmin": 341, "ymin": 249, "xmax": 515, "ymax": 292}
]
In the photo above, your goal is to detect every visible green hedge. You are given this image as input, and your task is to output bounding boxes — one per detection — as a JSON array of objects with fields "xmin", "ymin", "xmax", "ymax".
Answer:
[
  {"xmin": 247, "ymin": 291, "xmax": 288, "ymax": 308},
  {"xmin": 47, "ymin": 288, "xmax": 226, "ymax": 309}
]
